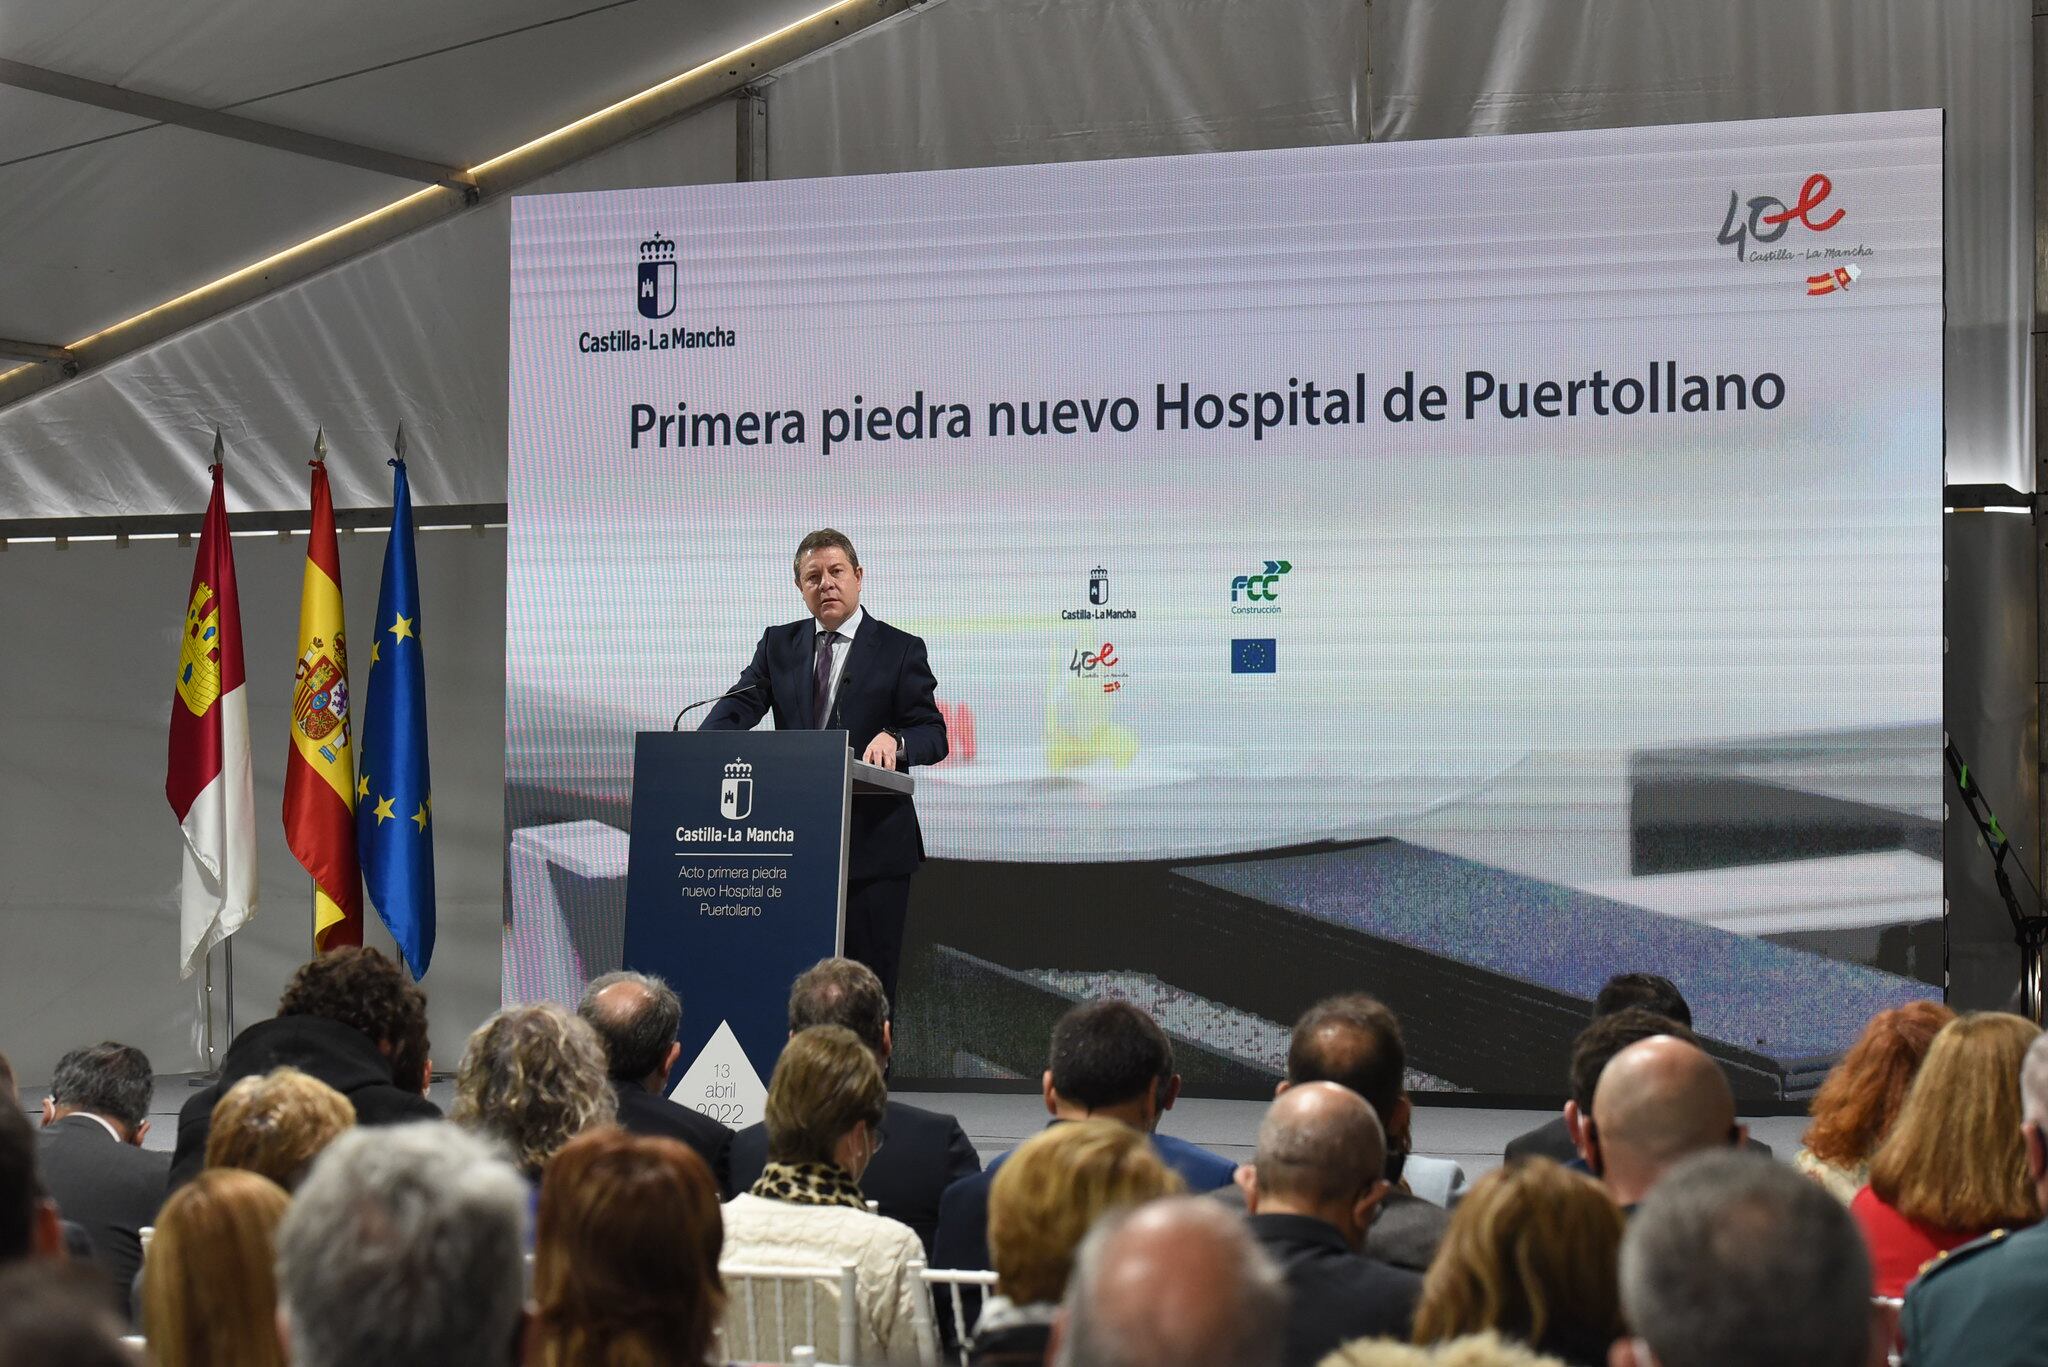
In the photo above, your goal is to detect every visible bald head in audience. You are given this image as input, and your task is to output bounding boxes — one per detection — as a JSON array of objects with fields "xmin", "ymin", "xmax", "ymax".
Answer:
[
  {"xmin": 1053, "ymin": 1196, "xmax": 1287, "ymax": 1367},
  {"xmin": 1587, "ymin": 1036, "xmax": 1743, "ymax": 1208},
  {"xmin": 1244, "ymin": 1081, "xmax": 1389, "ymax": 1251}
]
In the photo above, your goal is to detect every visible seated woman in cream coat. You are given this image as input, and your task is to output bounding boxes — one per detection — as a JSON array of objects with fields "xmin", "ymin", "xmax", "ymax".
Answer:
[{"xmin": 720, "ymin": 1024, "xmax": 928, "ymax": 1363}]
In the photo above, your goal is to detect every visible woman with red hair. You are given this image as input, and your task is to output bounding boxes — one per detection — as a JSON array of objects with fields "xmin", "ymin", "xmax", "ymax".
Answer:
[
  {"xmin": 1795, "ymin": 1001, "xmax": 1954, "ymax": 1203},
  {"xmin": 532, "ymin": 1129, "xmax": 726, "ymax": 1366}
]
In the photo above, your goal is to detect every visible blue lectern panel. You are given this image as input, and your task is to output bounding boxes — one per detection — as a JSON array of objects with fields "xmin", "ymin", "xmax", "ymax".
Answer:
[{"xmin": 623, "ymin": 730, "xmax": 850, "ymax": 1127}]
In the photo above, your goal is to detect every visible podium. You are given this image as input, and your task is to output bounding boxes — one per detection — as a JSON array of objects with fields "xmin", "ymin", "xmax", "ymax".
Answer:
[{"xmin": 620, "ymin": 729, "xmax": 912, "ymax": 1129}]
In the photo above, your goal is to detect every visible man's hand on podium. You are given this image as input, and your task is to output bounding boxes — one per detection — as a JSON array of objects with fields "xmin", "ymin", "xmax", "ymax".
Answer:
[{"xmin": 861, "ymin": 731, "xmax": 900, "ymax": 771}]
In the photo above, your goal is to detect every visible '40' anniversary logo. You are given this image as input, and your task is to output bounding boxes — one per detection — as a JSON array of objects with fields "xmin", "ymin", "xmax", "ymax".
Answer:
[
  {"xmin": 1069, "ymin": 642, "xmax": 1126, "ymax": 694},
  {"xmin": 1716, "ymin": 173, "xmax": 1844, "ymax": 261}
]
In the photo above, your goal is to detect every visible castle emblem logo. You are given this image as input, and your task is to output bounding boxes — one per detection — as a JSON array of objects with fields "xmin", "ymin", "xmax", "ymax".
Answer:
[
  {"xmin": 638, "ymin": 233, "xmax": 678, "ymax": 320},
  {"xmin": 177, "ymin": 582, "xmax": 223, "ymax": 716},
  {"xmin": 720, "ymin": 759, "xmax": 754, "ymax": 822}
]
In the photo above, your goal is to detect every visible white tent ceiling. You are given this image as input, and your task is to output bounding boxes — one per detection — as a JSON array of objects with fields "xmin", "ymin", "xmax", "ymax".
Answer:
[{"xmin": 0, "ymin": 0, "xmax": 831, "ymax": 359}]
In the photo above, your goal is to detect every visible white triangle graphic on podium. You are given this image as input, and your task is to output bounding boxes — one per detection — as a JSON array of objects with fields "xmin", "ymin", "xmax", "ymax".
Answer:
[{"xmin": 669, "ymin": 1019, "xmax": 768, "ymax": 1130}]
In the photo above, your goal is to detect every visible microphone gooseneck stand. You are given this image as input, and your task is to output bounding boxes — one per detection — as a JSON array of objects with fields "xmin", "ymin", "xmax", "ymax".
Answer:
[{"xmin": 1946, "ymin": 739, "xmax": 2048, "ymax": 1024}]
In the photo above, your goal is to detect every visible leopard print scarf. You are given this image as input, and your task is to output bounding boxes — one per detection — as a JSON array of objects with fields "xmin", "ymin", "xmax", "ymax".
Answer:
[{"xmin": 749, "ymin": 1160, "xmax": 867, "ymax": 1210}]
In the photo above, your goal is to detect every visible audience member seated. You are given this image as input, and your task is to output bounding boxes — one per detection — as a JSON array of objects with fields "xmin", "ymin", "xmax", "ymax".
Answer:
[
  {"xmin": 720, "ymin": 1024, "xmax": 927, "ymax": 1362},
  {"xmin": 728, "ymin": 957, "xmax": 981, "ymax": 1252},
  {"xmin": 936, "ymin": 998, "xmax": 1235, "ymax": 1276},
  {"xmin": 170, "ymin": 947, "xmax": 438, "ymax": 1188},
  {"xmin": 34, "ymin": 1041, "xmax": 166, "ymax": 1315},
  {"xmin": 203, "ymin": 1065, "xmax": 355, "ymax": 1190},
  {"xmin": 1243, "ymin": 993, "xmax": 1450, "ymax": 1272},
  {"xmin": 0, "ymin": 1262, "xmax": 135, "ymax": 1367},
  {"xmin": 1409, "ymin": 1158, "xmax": 1623, "ymax": 1367},
  {"xmin": 1851, "ymin": 1011, "xmax": 2041, "ymax": 1298},
  {"xmin": 1796, "ymin": 1000, "xmax": 1953, "ymax": 1204},
  {"xmin": 141, "ymin": 1167, "xmax": 289, "ymax": 1367},
  {"xmin": 1612, "ymin": 1151, "xmax": 1884, "ymax": 1367},
  {"xmin": 532, "ymin": 1128, "xmax": 726, "ymax": 1367},
  {"xmin": 1505, "ymin": 974, "xmax": 1691, "ymax": 1165},
  {"xmin": 1900, "ymin": 1029, "xmax": 2048, "ymax": 1365},
  {"xmin": 975, "ymin": 1118, "xmax": 1183, "ymax": 1366},
  {"xmin": 1050, "ymin": 1195, "xmax": 1288, "ymax": 1367},
  {"xmin": 1582, "ymin": 1034, "xmax": 1743, "ymax": 1211},
  {"xmin": 577, "ymin": 970, "xmax": 735, "ymax": 1192},
  {"xmin": 1243, "ymin": 1081, "xmax": 1420, "ymax": 1366},
  {"xmin": 1319, "ymin": 1331, "xmax": 1573, "ymax": 1367},
  {"xmin": 277, "ymin": 1122, "xmax": 530, "ymax": 1367},
  {"xmin": 0, "ymin": 1101, "xmax": 63, "ymax": 1267},
  {"xmin": 452, "ymin": 1003, "xmax": 618, "ymax": 1181}
]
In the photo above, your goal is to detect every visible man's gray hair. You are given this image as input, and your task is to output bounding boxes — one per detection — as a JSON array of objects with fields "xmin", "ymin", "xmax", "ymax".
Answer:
[
  {"xmin": 1056, "ymin": 1196, "xmax": 1286, "ymax": 1367},
  {"xmin": 48, "ymin": 1043, "xmax": 153, "ymax": 1131},
  {"xmin": 1253, "ymin": 1081, "xmax": 1385, "ymax": 1206},
  {"xmin": 277, "ymin": 1122, "xmax": 528, "ymax": 1367},
  {"xmin": 578, "ymin": 970, "xmax": 682, "ymax": 1082},
  {"xmin": 2021, "ymin": 1031, "xmax": 2048, "ymax": 1128},
  {"xmin": 1619, "ymin": 1151, "xmax": 1871, "ymax": 1367},
  {"xmin": 789, "ymin": 957, "xmax": 889, "ymax": 1058}
]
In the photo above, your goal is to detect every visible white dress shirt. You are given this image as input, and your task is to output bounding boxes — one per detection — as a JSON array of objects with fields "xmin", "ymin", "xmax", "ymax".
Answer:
[{"xmin": 813, "ymin": 605, "xmax": 864, "ymax": 724}]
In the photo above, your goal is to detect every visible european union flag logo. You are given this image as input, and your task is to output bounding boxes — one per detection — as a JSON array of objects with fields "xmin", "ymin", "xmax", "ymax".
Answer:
[
  {"xmin": 1232, "ymin": 638, "xmax": 1276, "ymax": 674},
  {"xmin": 356, "ymin": 454, "xmax": 435, "ymax": 979}
]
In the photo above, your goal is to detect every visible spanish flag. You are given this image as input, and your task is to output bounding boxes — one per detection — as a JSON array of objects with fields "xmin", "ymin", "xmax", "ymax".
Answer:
[
  {"xmin": 167, "ymin": 445, "xmax": 258, "ymax": 977},
  {"xmin": 284, "ymin": 442, "xmax": 362, "ymax": 949}
]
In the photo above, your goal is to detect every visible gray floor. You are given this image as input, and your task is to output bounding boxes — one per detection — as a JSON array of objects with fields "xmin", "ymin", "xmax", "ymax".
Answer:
[{"xmin": 92, "ymin": 1079, "xmax": 1807, "ymax": 1173}]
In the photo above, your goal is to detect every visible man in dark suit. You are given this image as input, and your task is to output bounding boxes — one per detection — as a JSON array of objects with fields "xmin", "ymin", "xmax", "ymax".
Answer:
[
  {"xmin": 170, "ymin": 947, "xmax": 440, "ymax": 1190},
  {"xmin": 35, "ymin": 1043, "xmax": 167, "ymax": 1315},
  {"xmin": 935, "ymin": 999, "xmax": 1236, "ymax": 1280},
  {"xmin": 577, "ymin": 970, "xmax": 734, "ymax": 1193},
  {"xmin": 1505, "ymin": 972, "xmax": 1692, "ymax": 1164},
  {"xmin": 1244, "ymin": 1083, "xmax": 1420, "ymax": 1367},
  {"xmin": 700, "ymin": 528, "xmax": 947, "ymax": 1004},
  {"xmin": 726, "ymin": 957, "xmax": 978, "ymax": 1255},
  {"xmin": 1220, "ymin": 994, "xmax": 1447, "ymax": 1275}
]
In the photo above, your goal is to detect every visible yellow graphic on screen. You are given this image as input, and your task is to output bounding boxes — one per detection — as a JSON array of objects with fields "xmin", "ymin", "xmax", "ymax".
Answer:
[{"xmin": 1046, "ymin": 643, "xmax": 1136, "ymax": 773}]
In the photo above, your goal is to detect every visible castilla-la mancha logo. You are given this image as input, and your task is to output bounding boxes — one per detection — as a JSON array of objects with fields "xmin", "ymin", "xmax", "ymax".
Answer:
[
  {"xmin": 719, "ymin": 759, "xmax": 753, "ymax": 821},
  {"xmin": 638, "ymin": 233, "xmax": 677, "ymax": 320}
]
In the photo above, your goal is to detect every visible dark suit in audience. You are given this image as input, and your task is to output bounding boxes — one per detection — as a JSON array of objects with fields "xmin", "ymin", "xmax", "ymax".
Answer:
[
  {"xmin": 1250, "ymin": 1211, "xmax": 1421, "ymax": 1367},
  {"xmin": 37, "ymin": 1116, "xmax": 165, "ymax": 1315},
  {"xmin": 1505, "ymin": 1114, "xmax": 1578, "ymax": 1164},
  {"xmin": 610, "ymin": 1081, "xmax": 734, "ymax": 1195},
  {"xmin": 729, "ymin": 1097, "xmax": 978, "ymax": 1255}
]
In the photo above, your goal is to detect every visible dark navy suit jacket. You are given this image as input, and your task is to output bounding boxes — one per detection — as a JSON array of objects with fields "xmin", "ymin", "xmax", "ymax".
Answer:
[{"xmin": 700, "ymin": 611, "xmax": 946, "ymax": 881}]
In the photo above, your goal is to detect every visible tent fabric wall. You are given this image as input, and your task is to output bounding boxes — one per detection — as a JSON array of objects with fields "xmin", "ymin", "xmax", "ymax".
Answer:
[
  {"xmin": 0, "ymin": 106, "xmax": 739, "ymax": 1088},
  {"xmin": 0, "ymin": 0, "xmax": 2033, "ymax": 1080}
]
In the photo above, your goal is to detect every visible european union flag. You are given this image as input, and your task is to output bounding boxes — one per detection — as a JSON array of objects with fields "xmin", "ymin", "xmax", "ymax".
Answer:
[
  {"xmin": 1231, "ymin": 638, "xmax": 1277, "ymax": 674},
  {"xmin": 356, "ymin": 456, "xmax": 435, "ymax": 978}
]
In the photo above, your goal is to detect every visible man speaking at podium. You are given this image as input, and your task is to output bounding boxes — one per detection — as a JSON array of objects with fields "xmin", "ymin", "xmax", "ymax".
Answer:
[{"xmin": 700, "ymin": 529, "xmax": 947, "ymax": 1005}]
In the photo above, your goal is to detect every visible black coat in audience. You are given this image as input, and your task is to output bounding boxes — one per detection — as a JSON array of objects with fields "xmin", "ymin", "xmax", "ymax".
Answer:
[
  {"xmin": 1212, "ymin": 1168, "xmax": 1449, "ymax": 1274},
  {"xmin": 1249, "ymin": 1211, "xmax": 1422, "ymax": 1367},
  {"xmin": 1502, "ymin": 1114, "xmax": 1773, "ymax": 1166},
  {"xmin": 728, "ymin": 1099, "xmax": 980, "ymax": 1257},
  {"xmin": 168, "ymin": 1014, "xmax": 441, "ymax": 1190},
  {"xmin": 610, "ymin": 1081, "xmax": 735, "ymax": 1195},
  {"xmin": 37, "ymin": 1116, "xmax": 166, "ymax": 1317}
]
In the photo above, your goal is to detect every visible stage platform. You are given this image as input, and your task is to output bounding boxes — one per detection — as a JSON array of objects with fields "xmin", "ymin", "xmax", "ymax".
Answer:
[{"xmin": 70, "ymin": 1079, "xmax": 1811, "ymax": 1178}]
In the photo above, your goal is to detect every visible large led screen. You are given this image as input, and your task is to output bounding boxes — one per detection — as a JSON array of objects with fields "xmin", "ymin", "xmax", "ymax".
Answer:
[{"xmin": 507, "ymin": 110, "xmax": 1942, "ymax": 1100}]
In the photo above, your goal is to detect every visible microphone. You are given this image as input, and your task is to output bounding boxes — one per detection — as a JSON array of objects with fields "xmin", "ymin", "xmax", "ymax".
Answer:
[{"xmin": 672, "ymin": 683, "xmax": 759, "ymax": 732}]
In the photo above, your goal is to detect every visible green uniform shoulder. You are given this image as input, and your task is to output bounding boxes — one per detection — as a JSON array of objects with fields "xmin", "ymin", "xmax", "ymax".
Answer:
[{"xmin": 1914, "ymin": 1228, "xmax": 2015, "ymax": 1287}]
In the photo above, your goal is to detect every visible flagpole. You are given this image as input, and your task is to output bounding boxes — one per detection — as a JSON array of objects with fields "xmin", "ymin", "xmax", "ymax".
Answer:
[
  {"xmin": 222, "ymin": 935, "xmax": 236, "ymax": 1048},
  {"xmin": 201, "ymin": 949, "xmax": 217, "ymax": 1073}
]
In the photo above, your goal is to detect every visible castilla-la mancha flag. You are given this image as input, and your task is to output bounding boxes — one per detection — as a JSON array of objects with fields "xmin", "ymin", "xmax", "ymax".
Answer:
[
  {"xmin": 284, "ymin": 454, "xmax": 363, "ymax": 949},
  {"xmin": 167, "ymin": 458, "xmax": 258, "ymax": 978}
]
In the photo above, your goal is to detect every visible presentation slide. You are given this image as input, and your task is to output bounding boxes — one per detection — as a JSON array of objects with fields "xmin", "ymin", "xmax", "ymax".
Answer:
[{"xmin": 506, "ymin": 109, "xmax": 1942, "ymax": 1099}]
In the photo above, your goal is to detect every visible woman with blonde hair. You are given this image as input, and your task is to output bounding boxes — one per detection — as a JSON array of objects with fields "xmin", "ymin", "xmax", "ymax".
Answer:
[
  {"xmin": 142, "ymin": 1167, "xmax": 291, "ymax": 1367},
  {"xmin": 975, "ymin": 1118, "xmax": 1184, "ymax": 1364},
  {"xmin": 1796, "ymin": 1000, "xmax": 1954, "ymax": 1203},
  {"xmin": 452, "ymin": 1003, "xmax": 617, "ymax": 1179},
  {"xmin": 532, "ymin": 1129, "xmax": 726, "ymax": 1366},
  {"xmin": 205, "ymin": 1066, "xmax": 356, "ymax": 1190},
  {"xmin": 1852, "ymin": 1011, "xmax": 2042, "ymax": 1296},
  {"xmin": 1410, "ymin": 1158, "xmax": 1623, "ymax": 1367},
  {"xmin": 720, "ymin": 1025, "xmax": 927, "ymax": 1363}
]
